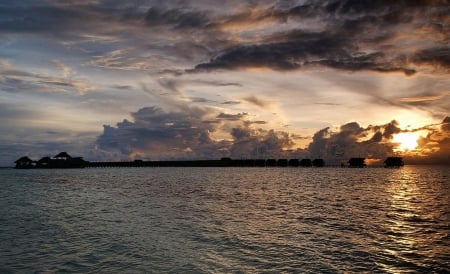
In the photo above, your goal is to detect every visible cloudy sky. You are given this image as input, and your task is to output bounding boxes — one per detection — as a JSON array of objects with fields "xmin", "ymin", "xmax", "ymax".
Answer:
[{"xmin": 1, "ymin": 0, "xmax": 449, "ymax": 166}]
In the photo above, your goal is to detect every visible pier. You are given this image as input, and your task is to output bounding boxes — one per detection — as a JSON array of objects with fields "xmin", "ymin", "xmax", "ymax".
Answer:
[
  {"xmin": 77, "ymin": 158, "xmax": 328, "ymax": 168},
  {"xmin": 14, "ymin": 152, "xmax": 402, "ymax": 169}
]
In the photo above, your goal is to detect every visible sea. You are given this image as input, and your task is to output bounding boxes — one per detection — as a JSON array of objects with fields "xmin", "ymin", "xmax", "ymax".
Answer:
[{"xmin": 0, "ymin": 166, "xmax": 449, "ymax": 273}]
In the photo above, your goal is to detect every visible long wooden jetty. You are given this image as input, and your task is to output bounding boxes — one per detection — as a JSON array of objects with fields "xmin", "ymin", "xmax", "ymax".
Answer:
[
  {"xmin": 14, "ymin": 152, "xmax": 403, "ymax": 169},
  {"xmin": 86, "ymin": 158, "xmax": 322, "ymax": 168},
  {"xmin": 15, "ymin": 153, "xmax": 325, "ymax": 169}
]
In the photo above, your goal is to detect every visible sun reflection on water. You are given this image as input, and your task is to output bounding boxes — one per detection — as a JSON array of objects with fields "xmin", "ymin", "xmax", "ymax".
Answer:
[{"xmin": 379, "ymin": 167, "xmax": 447, "ymax": 273}]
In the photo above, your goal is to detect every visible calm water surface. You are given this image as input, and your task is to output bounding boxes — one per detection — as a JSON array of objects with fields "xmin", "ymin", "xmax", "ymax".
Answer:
[{"xmin": 0, "ymin": 166, "xmax": 449, "ymax": 273}]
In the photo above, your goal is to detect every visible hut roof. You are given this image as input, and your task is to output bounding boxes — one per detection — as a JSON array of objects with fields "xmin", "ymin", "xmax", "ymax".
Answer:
[
  {"xmin": 38, "ymin": 156, "xmax": 52, "ymax": 163},
  {"xmin": 15, "ymin": 156, "xmax": 33, "ymax": 163},
  {"xmin": 54, "ymin": 152, "xmax": 72, "ymax": 158}
]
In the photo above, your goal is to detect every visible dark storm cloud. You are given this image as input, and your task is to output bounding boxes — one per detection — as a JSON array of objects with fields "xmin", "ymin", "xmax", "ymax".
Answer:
[
  {"xmin": 96, "ymin": 106, "xmax": 221, "ymax": 159},
  {"xmin": 307, "ymin": 118, "xmax": 450, "ymax": 165},
  {"xmin": 0, "ymin": 5, "xmax": 81, "ymax": 33},
  {"xmin": 442, "ymin": 116, "xmax": 450, "ymax": 131},
  {"xmin": 380, "ymin": 121, "xmax": 402, "ymax": 139},
  {"xmin": 229, "ymin": 127, "xmax": 295, "ymax": 158},
  {"xmin": 194, "ymin": 30, "xmax": 415, "ymax": 74},
  {"xmin": 2, "ymin": 1, "xmax": 446, "ymax": 75},
  {"xmin": 0, "ymin": 1, "xmax": 128, "ymax": 41},
  {"xmin": 96, "ymin": 106, "xmax": 299, "ymax": 160},
  {"xmin": 0, "ymin": 1, "xmax": 222, "ymax": 73},
  {"xmin": 193, "ymin": 0, "xmax": 449, "ymax": 74},
  {"xmin": 307, "ymin": 120, "xmax": 401, "ymax": 162},
  {"xmin": 413, "ymin": 47, "xmax": 450, "ymax": 71},
  {"xmin": 194, "ymin": 27, "xmax": 415, "ymax": 74},
  {"xmin": 408, "ymin": 116, "xmax": 450, "ymax": 164},
  {"xmin": 144, "ymin": 7, "xmax": 210, "ymax": 29}
]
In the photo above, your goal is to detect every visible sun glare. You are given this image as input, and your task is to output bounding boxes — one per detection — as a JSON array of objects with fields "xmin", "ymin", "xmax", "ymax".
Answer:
[{"xmin": 392, "ymin": 132, "xmax": 420, "ymax": 152}]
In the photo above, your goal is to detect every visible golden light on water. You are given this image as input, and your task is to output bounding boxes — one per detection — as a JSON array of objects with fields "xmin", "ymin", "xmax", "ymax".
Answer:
[
  {"xmin": 381, "ymin": 168, "xmax": 421, "ymax": 272},
  {"xmin": 392, "ymin": 132, "xmax": 420, "ymax": 152},
  {"xmin": 380, "ymin": 166, "xmax": 448, "ymax": 272}
]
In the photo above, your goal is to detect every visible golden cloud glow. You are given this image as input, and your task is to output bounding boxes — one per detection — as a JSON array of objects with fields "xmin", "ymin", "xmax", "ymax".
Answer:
[
  {"xmin": 392, "ymin": 132, "xmax": 420, "ymax": 152},
  {"xmin": 399, "ymin": 91, "xmax": 450, "ymax": 103}
]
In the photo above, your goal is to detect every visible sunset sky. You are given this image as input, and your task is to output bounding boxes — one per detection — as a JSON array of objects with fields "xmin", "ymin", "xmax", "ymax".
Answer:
[{"xmin": 1, "ymin": 0, "xmax": 449, "ymax": 166}]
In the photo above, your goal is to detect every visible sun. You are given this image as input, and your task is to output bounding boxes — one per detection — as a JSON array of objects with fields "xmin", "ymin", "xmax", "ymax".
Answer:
[{"xmin": 392, "ymin": 132, "xmax": 420, "ymax": 152}]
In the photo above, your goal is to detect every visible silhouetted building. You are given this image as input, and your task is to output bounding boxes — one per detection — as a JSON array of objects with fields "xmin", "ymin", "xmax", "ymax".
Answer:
[
  {"xmin": 255, "ymin": 159, "xmax": 266, "ymax": 167},
  {"xmin": 300, "ymin": 158, "xmax": 312, "ymax": 167},
  {"xmin": 384, "ymin": 157, "xmax": 404, "ymax": 168},
  {"xmin": 348, "ymin": 158, "xmax": 366, "ymax": 168},
  {"xmin": 277, "ymin": 159, "xmax": 288, "ymax": 167},
  {"xmin": 266, "ymin": 159, "xmax": 277, "ymax": 167},
  {"xmin": 54, "ymin": 152, "xmax": 72, "ymax": 160},
  {"xmin": 37, "ymin": 156, "xmax": 52, "ymax": 168},
  {"xmin": 14, "ymin": 156, "xmax": 35, "ymax": 169},
  {"xmin": 288, "ymin": 159, "xmax": 299, "ymax": 167},
  {"xmin": 15, "ymin": 152, "xmax": 88, "ymax": 169},
  {"xmin": 312, "ymin": 159, "xmax": 325, "ymax": 167}
]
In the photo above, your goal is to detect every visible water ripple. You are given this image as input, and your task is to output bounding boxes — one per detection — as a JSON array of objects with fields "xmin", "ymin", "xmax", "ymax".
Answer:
[{"xmin": 0, "ymin": 166, "xmax": 448, "ymax": 273}]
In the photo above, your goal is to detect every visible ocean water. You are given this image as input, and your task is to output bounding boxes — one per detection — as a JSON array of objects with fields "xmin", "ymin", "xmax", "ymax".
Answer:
[{"xmin": 0, "ymin": 166, "xmax": 448, "ymax": 273}]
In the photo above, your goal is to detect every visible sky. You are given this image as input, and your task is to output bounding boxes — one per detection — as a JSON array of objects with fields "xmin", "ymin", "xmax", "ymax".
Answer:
[{"xmin": 1, "ymin": 0, "xmax": 449, "ymax": 166}]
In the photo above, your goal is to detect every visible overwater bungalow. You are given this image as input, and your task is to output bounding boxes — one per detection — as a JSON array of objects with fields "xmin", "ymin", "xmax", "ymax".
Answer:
[
  {"xmin": 36, "ymin": 156, "xmax": 52, "ymax": 168},
  {"xmin": 348, "ymin": 158, "xmax": 366, "ymax": 168},
  {"xmin": 384, "ymin": 157, "xmax": 404, "ymax": 168},
  {"xmin": 14, "ymin": 156, "xmax": 35, "ymax": 169},
  {"xmin": 312, "ymin": 158, "xmax": 325, "ymax": 167},
  {"xmin": 14, "ymin": 152, "xmax": 88, "ymax": 169},
  {"xmin": 54, "ymin": 152, "xmax": 72, "ymax": 160},
  {"xmin": 266, "ymin": 159, "xmax": 277, "ymax": 167},
  {"xmin": 300, "ymin": 158, "xmax": 312, "ymax": 167},
  {"xmin": 277, "ymin": 159, "xmax": 288, "ymax": 167},
  {"xmin": 255, "ymin": 159, "xmax": 266, "ymax": 167},
  {"xmin": 288, "ymin": 159, "xmax": 299, "ymax": 167},
  {"xmin": 49, "ymin": 153, "xmax": 88, "ymax": 168}
]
